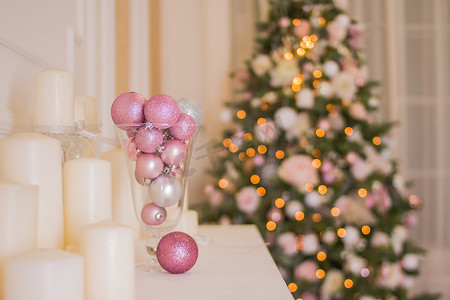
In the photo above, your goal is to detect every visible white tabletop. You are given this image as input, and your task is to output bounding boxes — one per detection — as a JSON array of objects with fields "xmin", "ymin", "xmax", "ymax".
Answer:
[{"xmin": 136, "ymin": 225, "xmax": 294, "ymax": 300}]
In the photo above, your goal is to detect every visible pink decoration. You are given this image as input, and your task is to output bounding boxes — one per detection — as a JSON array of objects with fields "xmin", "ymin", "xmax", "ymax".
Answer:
[
  {"xmin": 277, "ymin": 155, "xmax": 319, "ymax": 189},
  {"xmin": 169, "ymin": 113, "xmax": 196, "ymax": 141},
  {"xmin": 135, "ymin": 153, "xmax": 164, "ymax": 185},
  {"xmin": 141, "ymin": 202, "xmax": 167, "ymax": 225},
  {"xmin": 144, "ymin": 94, "xmax": 180, "ymax": 129},
  {"xmin": 235, "ymin": 186, "xmax": 260, "ymax": 215},
  {"xmin": 293, "ymin": 20, "xmax": 310, "ymax": 38},
  {"xmin": 279, "ymin": 17, "xmax": 291, "ymax": 28},
  {"xmin": 160, "ymin": 139, "xmax": 187, "ymax": 166},
  {"xmin": 134, "ymin": 126, "xmax": 163, "ymax": 153},
  {"xmin": 125, "ymin": 138, "xmax": 140, "ymax": 161},
  {"xmin": 294, "ymin": 260, "xmax": 319, "ymax": 281},
  {"xmin": 111, "ymin": 92, "xmax": 147, "ymax": 128},
  {"xmin": 156, "ymin": 231, "xmax": 198, "ymax": 274}
]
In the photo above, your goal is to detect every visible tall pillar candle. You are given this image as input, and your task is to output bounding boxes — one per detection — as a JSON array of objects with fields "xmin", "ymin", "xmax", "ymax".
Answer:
[
  {"xmin": 3, "ymin": 249, "xmax": 84, "ymax": 300},
  {"xmin": 80, "ymin": 221, "xmax": 134, "ymax": 300},
  {"xmin": 64, "ymin": 158, "xmax": 112, "ymax": 251},
  {"xmin": 101, "ymin": 147, "xmax": 141, "ymax": 240},
  {"xmin": 32, "ymin": 69, "xmax": 74, "ymax": 128},
  {"xmin": 0, "ymin": 132, "xmax": 64, "ymax": 249},
  {"xmin": 0, "ymin": 180, "xmax": 39, "ymax": 298}
]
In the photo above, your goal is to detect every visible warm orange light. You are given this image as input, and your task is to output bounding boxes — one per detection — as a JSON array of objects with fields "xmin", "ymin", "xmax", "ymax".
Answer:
[
  {"xmin": 257, "ymin": 145, "xmax": 267, "ymax": 154},
  {"xmin": 238, "ymin": 152, "xmax": 246, "ymax": 161},
  {"xmin": 257, "ymin": 118, "xmax": 266, "ymax": 126},
  {"xmin": 337, "ymin": 228, "xmax": 346, "ymax": 238},
  {"xmin": 223, "ymin": 138, "xmax": 232, "ymax": 148},
  {"xmin": 362, "ymin": 225, "xmax": 371, "ymax": 235},
  {"xmin": 288, "ymin": 283, "xmax": 298, "ymax": 293},
  {"xmin": 275, "ymin": 150, "xmax": 285, "ymax": 159},
  {"xmin": 246, "ymin": 148, "xmax": 255, "ymax": 157},
  {"xmin": 358, "ymin": 188, "xmax": 368, "ymax": 198},
  {"xmin": 229, "ymin": 144, "xmax": 238, "ymax": 153},
  {"xmin": 237, "ymin": 110, "xmax": 246, "ymax": 119},
  {"xmin": 295, "ymin": 211, "xmax": 305, "ymax": 221},
  {"xmin": 284, "ymin": 52, "xmax": 294, "ymax": 60},
  {"xmin": 293, "ymin": 19, "xmax": 301, "ymax": 26},
  {"xmin": 292, "ymin": 84, "xmax": 301, "ymax": 92},
  {"xmin": 256, "ymin": 187, "xmax": 266, "ymax": 196},
  {"xmin": 244, "ymin": 133, "xmax": 253, "ymax": 141},
  {"xmin": 344, "ymin": 127, "xmax": 353, "ymax": 136},
  {"xmin": 260, "ymin": 103, "xmax": 269, "ymax": 111},
  {"xmin": 331, "ymin": 207, "xmax": 341, "ymax": 217},
  {"xmin": 317, "ymin": 251, "xmax": 326, "ymax": 261},
  {"xmin": 313, "ymin": 80, "xmax": 321, "ymax": 88},
  {"xmin": 344, "ymin": 279, "xmax": 353, "ymax": 288},
  {"xmin": 316, "ymin": 269, "xmax": 325, "ymax": 279},
  {"xmin": 299, "ymin": 138, "xmax": 309, "ymax": 148},
  {"xmin": 312, "ymin": 213, "xmax": 322, "ymax": 222},
  {"xmin": 318, "ymin": 17, "xmax": 326, "ymax": 26},
  {"xmin": 266, "ymin": 220, "xmax": 276, "ymax": 231},
  {"xmin": 313, "ymin": 70, "xmax": 323, "ymax": 78},
  {"xmin": 312, "ymin": 159, "xmax": 321, "ymax": 168},
  {"xmin": 318, "ymin": 185, "xmax": 327, "ymax": 195},
  {"xmin": 218, "ymin": 178, "xmax": 229, "ymax": 189},
  {"xmin": 316, "ymin": 128, "xmax": 325, "ymax": 137},
  {"xmin": 302, "ymin": 36, "xmax": 311, "ymax": 43},
  {"xmin": 310, "ymin": 34, "xmax": 318, "ymax": 42},
  {"xmin": 275, "ymin": 198, "xmax": 285, "ymax": 208},
  {"xmin": 373, "ymin": 136, "xmax": 381, "ymax": 145},
  {"xmin": 305, "ymin": 183, "xmax": 314, "ymax": 192},
  {"xmin": 250, "ymin": 175, "xmax": 260, "ymax": 185},
  {"xmin": 293, "ymin": 76, "xmax": 303, "ymax": 85},
  {"xmin": 312, "ymin": 149, "xmax": 321, "ymax": 158},
  {"xmin": 326, "ymin": 104, "xmax": 335, "ymax": 112},
  {"xmin": 296, "ymin": 48, "xmax": 306, "ymax": 56}
]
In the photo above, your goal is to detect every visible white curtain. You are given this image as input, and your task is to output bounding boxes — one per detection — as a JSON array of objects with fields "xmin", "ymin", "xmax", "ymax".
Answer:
[{"xmin": 231, "ymin": 0, "xmax": 450, "ymax": 296}]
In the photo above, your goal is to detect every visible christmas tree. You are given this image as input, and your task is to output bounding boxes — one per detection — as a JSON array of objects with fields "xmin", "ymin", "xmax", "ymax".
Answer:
[{"xmin": 199, "ymin": 0, "xmax": 439, "ymax": 299}]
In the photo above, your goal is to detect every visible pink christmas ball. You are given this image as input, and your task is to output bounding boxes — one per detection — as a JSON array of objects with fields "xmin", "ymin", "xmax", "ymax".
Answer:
[
  {"xmin": 169, "ymin": 113, "xmax": 196, "ymax": 141},
  {"xmin": 156, "ymin": 231, "xmax": 198, "ymax": 274},
  {"xmin": 135, "ymin": 153, "xmax": 164, "ymax": 185},
  {"xmin": 144, "ymin": 94, "xmax": 180, "ymax": 129},
  {"xmin": 125, "ymin": 138, "xmax": 141, "ymax": 161},
  {"xmin": 111, "ymin": 92, "xmax": 147, "ymax": 128},
  {"xmin": 141, "ymin": 202, "xmax": 167, "ymax": 225},
  {"xmin": 134, "ymin": 126, "xmax": 163, "ymax": 153},
  {"xmin": 161, "ymin": 139, "xmax": 187, "ymax": 166}
]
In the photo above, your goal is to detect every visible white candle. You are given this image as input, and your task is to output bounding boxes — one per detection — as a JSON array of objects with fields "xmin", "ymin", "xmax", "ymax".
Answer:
[
  {"xmin": 81, "ymin": 221, "xmax": 134, "ymax": 300},
  {"xmin": 64, "ymin": 158, "xmax": 112, "ymax": 251},
  {"xmin": 33, "ymin": 69, "xmax": 74, "ymax": 128},
  {"xmin": 0, "ymin": 180, "xmax": 39, "ymax": 298},
  {"xmin": 75, "ymin": 95, "xmax": 98, "ymax": 131},
  {"xmin": 0, "ymin": 132, "xmax": 64, "ymax": 249},
  {"xmin": 3, "ymin": 249, "xmax": 84, "ymax": 300},
  {"xmin": 101, "ymin": 147, "xmax": 141, "ymax": 240}
]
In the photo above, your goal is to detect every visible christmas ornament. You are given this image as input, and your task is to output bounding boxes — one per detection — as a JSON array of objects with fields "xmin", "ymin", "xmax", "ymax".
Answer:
[
  {"xmin": 148, "ymin": 174, "xmax": 182, "ymax": 207},
  {"xmin": 144, "ymin": 94, "xmax": 180, "ymax": 129},
  {"xmin": 135, "ymin": 153, "xmax": 164, "ymax": 185},
  {"xmin": 274, "ymin": 107, "xmax": 298, "ymax": 130},
  {"xmin": 160, "ymin": 139, "xmax": 187, "ymax": 166},
  {"xmin": 177, "ymin": 98, "xmax": 203, "ymax": 125},
  {"xmin": 156, "ymin": 231, "xmax": 198, "ymax": 274},
  {"xmin": 111, "ymin": 92, "xmax": 147, "ymax": 128},
  {"xmin": 141, "ymin": 202, "xmax": 167, "ymax": 225},
  {"xmin": 170, "ymin": 113, "xmax": 196, "ymax": 141},
  {"xmin": 134, "ymin": 126, "xmax": 163, "ymax": 153}
]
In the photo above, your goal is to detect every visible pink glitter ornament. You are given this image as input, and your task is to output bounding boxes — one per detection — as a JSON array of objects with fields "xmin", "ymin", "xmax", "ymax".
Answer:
[
  {"xmin": 144, "ymin": 94, "xmax": 180, "ymax": 129},
  {"xmin": 135, "ymin": 153, "xmax": 164, "ymax": 185},
  {"xmin": 169, "ymin": 113, "xmax": 196, "ymax": 141},
  {"xmin": 156, "ymin": 231, "xmax": 198, "ymax": 274},
  {"xmin": 134, "ymin": 126, "xmax": 163, "ymax": 153},
  {"xmin": 111, "ymin": 92, "xmax": 147, "ymax": 128},
  {"xmin": 160, "ymin": 139, "xmax": 187, "ymax": 166},
  {"xmin": 141, "ymin": 202, "xmax": 167, "ymax": 225}
]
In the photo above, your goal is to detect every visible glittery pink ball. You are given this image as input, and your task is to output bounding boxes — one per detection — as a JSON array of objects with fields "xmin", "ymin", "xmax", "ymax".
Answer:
[
  {"xmin": 135, "ymin": 153, "xmax": 164, "ymax": 185},
  {"xmin": 156, "ymin": 231, "xmax": 198, "ymax": 274},
  {"xmin": 144, "ymin": 94, "xmax": 180, "ymax": 129},
  {"xmin": 111, "ymin": 92, "xmax": 147, "ymax": 128},
  {"xmin": 161, "ymin": 139, "xmax": 187, "ymax": 166},
  {"xmin": 141, "ymin": 202, "xmax": 167, "ymax": 225},
  {"xmin": 169, "ymin": 113, "xmax": 196, "ymax": 141},
  {"xmin": 134, "ymin": 126, "xmax": 163, "ymax": 153}
]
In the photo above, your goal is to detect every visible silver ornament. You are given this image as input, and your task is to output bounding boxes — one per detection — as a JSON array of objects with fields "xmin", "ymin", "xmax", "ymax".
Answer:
[
  {"xmin": 177, "ymin": 98, "xmax": 203, "ymax": 125},
  {"xmin": 148, "ymin": 174, "xmax": 182, "ymax": 207}
]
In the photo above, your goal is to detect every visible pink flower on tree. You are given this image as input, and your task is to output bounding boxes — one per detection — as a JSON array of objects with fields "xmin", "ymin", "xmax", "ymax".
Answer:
[
  {"xmin": 278, "ymin": 155, "xmax": 319, "ymax": 190},
  {"xmin": 294, "ymin": 260, "xmax": 319, "ymax": 282},
  {"xmin": 235, "ymin": 186, "xmax": 260, "ymax": 214},
  {"xmin": 294, "ymin": 20, "xmax": 310, "ymax": 38}
]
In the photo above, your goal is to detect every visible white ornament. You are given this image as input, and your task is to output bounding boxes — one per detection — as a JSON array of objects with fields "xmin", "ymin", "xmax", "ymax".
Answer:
[
  {"xmin": 148, "ymin": 174, "xmax": 182, "ymax": 207},
  {"xmin": 270, "ymin": 60, "xmax": 299, "ymax": 87},
  {"xmin": 285, "ymin": 200, "xmax": 303, "ymax": 219},
  {"xmin": 324, "ymin": 61, "xmax": 340, "ymax": 77},
  {"xmin": 343, "ymin": 226, "xmax": 360, "ymax": 248},
  {"xmin": 302, "ymin": 233, "xmax": 319, "ymax": 255},
  {"xmin": 177, "ymin": 98, "xmax": 203, "ymax": 125},
  {"xmin": 254, "ymin": 119, "xmax": 278, "ymax": 143},
  {"xmin": 275, "ymin": 107, "xmax": 298, "ymax": 130},
  {"xmin": 402, "ymin": 254, "xmax": 420, "ymax": 271},
  {"xmin": 295, "ymin": 88, "xmax": 315, "ymax": 108},
  {"xmin": 251, "ymin": 54, "xmax": 272, "ymax": 76},
  {"xmin": 321, "ymin": 229, "xmax": 337, "ymax": 245},
  {"xmin": 335, "ymin": 14, "xmax": 351, "ymax": 29},
  {"xmin": 332, "ymin": 72, "xmax": 357, "ymax": 100},
  {"xmin": 305, "ymin": 191, "xmax": 325, "ymax": 208}
]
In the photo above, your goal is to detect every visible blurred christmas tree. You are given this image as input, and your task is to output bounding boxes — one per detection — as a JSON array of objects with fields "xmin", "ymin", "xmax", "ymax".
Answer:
[{"xmin": 199, "ymin": 0, "xmax": 440, "ymax": 299}]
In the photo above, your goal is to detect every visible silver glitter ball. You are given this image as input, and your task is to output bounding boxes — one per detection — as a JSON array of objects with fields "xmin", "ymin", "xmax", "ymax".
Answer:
[{"xmin": 177, "ymin": 98, "xmax": 203, "ymax": 125}]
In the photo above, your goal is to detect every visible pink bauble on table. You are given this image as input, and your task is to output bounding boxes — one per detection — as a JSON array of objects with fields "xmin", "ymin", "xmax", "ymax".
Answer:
[
  {"xmin": 169, "ymin": 113, "xmax": 196, "ymax": 141},
  {"xmin": 141, "ymin": 202, "xmax": 167, "ymax": 225},
  {"xmin": 156, "ymin": 231, "xmax": 198, "ymax": 274},
  {"xmin": 160, "ymin": 139, "xmax": 187, "ymax": 166},
  {"xmin": 144, "ymin": 94, "xmax": 180, "ymax": 129},
  {"xmin": 134, "ymin": 126, "xmax": 163, "ymax": 153},
  {"xmin": 135, "ymin": 153, "xmax": 164, "ymax": 185},
  {"xmin": 111, "ymin": 92, "xmax": 147, "ymax": 128}
]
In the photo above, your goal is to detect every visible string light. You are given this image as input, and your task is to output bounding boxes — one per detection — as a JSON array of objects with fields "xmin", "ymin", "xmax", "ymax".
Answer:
[
  {"xmin": 256, "ymin": 187, "xmax": 266, "ymax": 196},
  {"xmin": 257, "ymin": 145, "xmax": 267, "ymax": 154},
  {"xmin": 316, "ymin": 128, "xmax": 325, "ymax": 137},
  {"xmin": 218, "ymin": 178, "xmax": 229, "ymax": 189},
  {"xmin": 238, "ymin": 152, "xmax": 245, "ymax": 161},
  {"xmin": 266, "ymin": 220, "xmax": 276, "ymax": 231},
  {"xmin": 318, "ymin": 17, "xmax": 326, "ymax": 26},
  {"xmin": 312, "ymin": 159, "xmax": 321, "ymax": 168},
  {"xmin": 293, "ymin": 19, "xmax": 301, "ymax": 26},
  {"xmin": 310, "ymin": 34, "xmax": 318, "ymax": 42},
  {"xmin": 331, "ymin": 207, "xmax": 341, "ymax": 217},
  {"xmin": 223, "ymin": 138, "xmax": 232, "ymax": 148},
  {"xmin": 372, "ymin": 136, "xmax": 381, "ymax": 145},
  {"xmin": 313, "ymin": 80, "xmax": 321, "ymax": 88},
  {"xmin": 284, "ymin": 52, "xmax": 294, "ymax": 60},
  {"xmin": 250, "ymin": 175, "xmax": 260, "ymax": 185},
  {"xmin": 313, "ymin": 70, "xmax": 322, "ymax": 78},
  {"xmin": 246, "ymin": 148, "xmax": 255, "ymax": 157},
  {"xmin": 316, "ymin": 269, "xmax": 325, "ymax": 279},
  {"xmin": 312, "ymin": 149, "xmax": 321, "ymax": 158},
  {"xmin": 260, "ymin": 103, "xmax": 269, "ymax": 111},
  {"xmin": 296, "ymin": 48, "xmax": 306, "ymax": 56},
  {"xmin": 317, "ymin": 251, "xmax": 326, "ymax": 261},
  {"xmin": 361, "ymin": 268, "xmax": 370, "ymax": 277},
  {"xmin": 275, "ymin": 150, "xmax": 285, "ymax": 159},
  {"xmin": 312, "ymin": 213, "xmax": 322, "ymax": 222},
  {"xmin": 358, "ymin": 188, "xmax": 368, "ymax": 198},
  {"xmin": 292, "ymin": 83, "xmax": 301, "ymax": 92},
  {"xmin": 337, "ymin": 228, "xmax": 346, "ymax": 238},
  {"xmin": 344, "ymin": 127, "xmax": 353, "ymax": 136},
  {"xmin": 288, "ymin": 283, "xmax": 298, "ymax": 293},
  {"xmin": 257, "ymin": 118, "xmax": 266, "ymax": 126},
  {"xmin": 318, "ymin": 185, "xmax": 327, "ymax": 195},
  {"xmin": 237, "ymin": 110, "xmax": 246, "ymax": 119},
  {"xmin": 299, "ymin": 138, "xmax": 309, "ymax": 148},
  {"xmin": 275, "ymin": 198, "xmax": 285, "ymax": 208},
  {"xmin": 292, "ymin": 76, "xmax": 303, "ymax": 85},
  {"xmin": 229, "ymin": 144, "xmax": 238, "ymax": 153},
  {"xmin": 305, "ymin": 183, "xmax": 314, "ymax": 192},
  {"xmin": 344, "ymin": 279, "xmax": 353, "ymax": 288},
  {"xmin": 326, "ymin": 104, "xmax": 335, "ymax": 112},
  {"xmin": 361, "ymin": 225, "xmax": 371, "ymax": 235},
  {"xmin": 295, "ymin": 211, "xmax": 305, "ymax": 221},
  {"xmin": 244, "ymin": 133, "xmax": 253, "ymax": 141}
]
